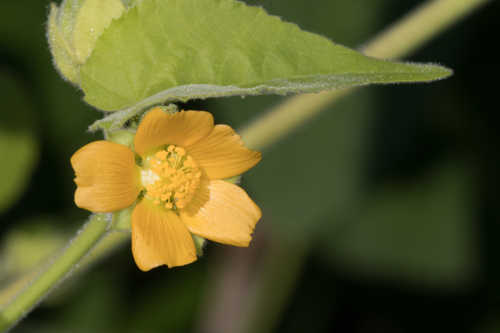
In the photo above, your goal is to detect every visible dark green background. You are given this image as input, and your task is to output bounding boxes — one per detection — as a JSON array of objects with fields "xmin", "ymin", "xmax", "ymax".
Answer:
[{"xmin": 1, "ymin": 0, "xmax": 499, "ymax": 332}]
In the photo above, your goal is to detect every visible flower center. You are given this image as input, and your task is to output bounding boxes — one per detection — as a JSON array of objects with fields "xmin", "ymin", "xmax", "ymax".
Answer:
[{"xmin": 141, "ymin": 145, "xmax": 201, "ymax": 210}]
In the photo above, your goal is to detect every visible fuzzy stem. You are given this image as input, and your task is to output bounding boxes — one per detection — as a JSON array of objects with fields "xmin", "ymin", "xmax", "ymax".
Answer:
[
  {"xmin": 0, "ymin": 214, "xmax": 110, "ymax": 332},
  {"xmin": 241, "ymin": 0, "xmax": 490, "ymax": 151}
]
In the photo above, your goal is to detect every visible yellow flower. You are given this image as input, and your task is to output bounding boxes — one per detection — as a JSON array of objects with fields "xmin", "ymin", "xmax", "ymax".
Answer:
[{"xmin": 71, "ymin": 108, "xmax": 262, "ymax": 271}]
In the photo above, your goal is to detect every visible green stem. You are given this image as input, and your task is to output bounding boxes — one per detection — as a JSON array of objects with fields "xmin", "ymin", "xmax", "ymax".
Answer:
[
  {"xmin": 0, "ymin": 214, "xmax": 110, "ymax": 332},
  {"xmin": 361, "ymin": 0, "xmax": 490, "ymax": 59},
  {"xmin": 241, "ymin": 0, "xmax": 490, "ymax": 151}
]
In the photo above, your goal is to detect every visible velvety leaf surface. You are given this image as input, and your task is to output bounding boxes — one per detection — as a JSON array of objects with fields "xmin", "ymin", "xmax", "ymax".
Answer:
[{"xmin": 81, "ymin": 0, "xmax": 451, "ymax": 114}]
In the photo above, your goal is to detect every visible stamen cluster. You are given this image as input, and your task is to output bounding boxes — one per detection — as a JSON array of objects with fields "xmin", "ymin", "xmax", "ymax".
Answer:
[{"xmin": 142, "ymin": 145, "xmax": 202, "ymax": 210}]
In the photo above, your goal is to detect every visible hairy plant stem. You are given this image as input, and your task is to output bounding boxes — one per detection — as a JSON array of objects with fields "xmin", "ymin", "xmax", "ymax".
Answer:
[
  {"xmin": 0, "ymin": 214, "xmax": 110, "ymax": 332},
  {"xmin": 0, "ymin": 0, "xmax": 489, "ymax": 331}
]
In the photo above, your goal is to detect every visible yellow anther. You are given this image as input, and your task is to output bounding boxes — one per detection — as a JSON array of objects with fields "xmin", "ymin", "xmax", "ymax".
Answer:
[
  {"xmin": 141, "ymin": 144, "xmax": 201, "ymax": 210},
  {"xmin": 155, "ymin": 150, "xmax": 168, "ymax": 160},
  {"xmin": 175, "ymin": 147, "xmax": 186, "ymax": 156}
]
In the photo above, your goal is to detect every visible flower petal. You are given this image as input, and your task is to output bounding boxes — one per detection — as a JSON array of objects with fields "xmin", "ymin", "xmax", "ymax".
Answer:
[
  {"xmin": 134, "ymin": 108, "xmax": 214, "ymax": 156},
  {"xmin": 186, "ymin": 125, "xmax": 261, "ymax": 180},
  {"xmin": 132, "ymin": 200, "xmax": 197, "ymax": 271},
  {"xmin": 181, "ymin": 180, "xmax": 261, "ymax": 247},
  {"xmin": 71, "ymin": 141, "xmax": 140, "ymax": 212}
]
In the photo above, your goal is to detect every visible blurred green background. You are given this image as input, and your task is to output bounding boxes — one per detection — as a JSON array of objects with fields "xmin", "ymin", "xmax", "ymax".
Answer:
[{"xmin": 1, "ymin": 0, "xmax": 499, "ymax": 332}]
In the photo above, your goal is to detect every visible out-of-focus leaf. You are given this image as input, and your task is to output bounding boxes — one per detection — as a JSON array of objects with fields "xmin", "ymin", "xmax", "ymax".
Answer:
[
  {"xmin": 49, "ymin": 273, "xmax": 123, "ymax": 333},
  {"xmin": 125, "ymin": 266, "xmax": 205, "ymax": 332},
  {"xmin": 325, "ymin": 163, "xmax": 477, "ymax": 286},
  {"xmin": 244, "ymin": 90, "xmax": 374, "ymax": 241},
  {"xmin": 0, "ymin": 220, "xmax": 66, "ymax": 279},
  {"xmin": 82, "ymin": 0, "xmax": 451, "ymax": 120},
  {"xmin": 476, "ymin": 317, "xmax": 500, "ymax": 333},
  {"xmin": 0, "ymin": 73, "xmax": 38, "ymax": 214},
  {"xmin": 0, "ymin": 0, "xmax": 97, "ymax": 159},
  {"xmin": 0, "ymin": 219, "xmax": 66, "ymax": 309}
]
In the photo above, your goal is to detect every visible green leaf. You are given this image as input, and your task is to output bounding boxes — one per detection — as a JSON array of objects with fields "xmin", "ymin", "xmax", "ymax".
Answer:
[
  {"xmin": 0, "ymin": 220, "xmax": 66, "ymax": 279},
  {"xmin": 72, "ymin": 0, "xmax": 126, "ymax": 64},
  {"xmin": 81, "ymin": 0, "xmax": 451, "ymax": 116},
  {"xmin": 325, "ymin": 163, "xmax": 477, "ymax": 287},
  {"xmin": 0, "ymin": 74, "xmax": 39, "ymax": 215},
  {"xmin": 47, "ymin": 0, "xmax": 126, "ymax": 84}
]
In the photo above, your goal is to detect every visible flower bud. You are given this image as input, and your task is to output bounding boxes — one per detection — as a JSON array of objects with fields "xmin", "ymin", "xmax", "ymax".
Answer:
[
  {"xmin": 47, "ymin": 0, "xmax": 126, "ymax": 85},
  {"xmin": 107, "ymin": 129, "xmax": 135, "ymax": 148}
]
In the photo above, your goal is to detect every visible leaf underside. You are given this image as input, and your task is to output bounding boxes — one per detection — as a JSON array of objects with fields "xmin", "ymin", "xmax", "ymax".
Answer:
[{"xmin": 83, "ymin": 0, "xmax": 452, "ymax": 130}]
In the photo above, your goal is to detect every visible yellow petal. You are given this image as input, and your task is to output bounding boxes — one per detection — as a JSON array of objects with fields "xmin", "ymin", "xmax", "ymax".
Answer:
[
  {"xmin": 186, "ymin": 125, "xmax": 261, "ymax": 180},
  {"xmin": 131, "ymin": 200, "xmax": 197, "ymax": 271},
  {"xmin": 134, "ymin": 108, "xmax": 214, "ymax": 156},
  {"xmin": 71, "ymin": 141, "xmax": 140, "ymax": 212},
  {"xmin": 181, "ymin": 180, "xmax": 261, "ymax": 247}
]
